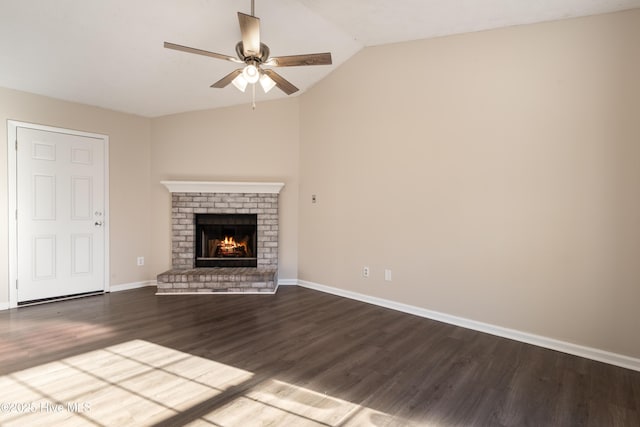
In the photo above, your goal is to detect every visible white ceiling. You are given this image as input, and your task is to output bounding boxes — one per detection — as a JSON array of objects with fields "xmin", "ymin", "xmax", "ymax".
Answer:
[{"xmin": 1, "ymin": 0, "xmax": 638, "ymax": 117}]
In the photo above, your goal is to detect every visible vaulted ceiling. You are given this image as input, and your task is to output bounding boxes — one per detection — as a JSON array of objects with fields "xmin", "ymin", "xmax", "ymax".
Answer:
[{"xmin": 1, "ymin": 0, "xmax": 638, "ymax": 117}]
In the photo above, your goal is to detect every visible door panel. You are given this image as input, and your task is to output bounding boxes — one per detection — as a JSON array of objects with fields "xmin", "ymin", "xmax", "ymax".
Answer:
[
  {"xmin": 33, "ymin": 235, "xmax": 56, "ymax": 280},
  {"xmin": 32, "ymin": 141, "xmax": 56, "ymax": 161},
  {"xmin": 32, "ymin": 174, "xmax": 56, "ymax": 220},
  {"xmin": 17, "ymin": 127, "xmax": 105, "ymax": 303},
  {"xmin": 71, "ymin": 176, "xmax": 92, "ymax": 219},
  {"xmin": 71, "ymin": 234, "xmax": 93, "ymax": 276},
  {"xmin": 71, "ymin": 147, "xmax": 92, "ymax": 164}
]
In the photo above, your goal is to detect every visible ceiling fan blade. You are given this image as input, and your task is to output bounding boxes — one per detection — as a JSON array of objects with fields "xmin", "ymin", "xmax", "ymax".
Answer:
[
  {"xmin": 267, "ymin": 53, "xmax": 332, "ymax": 67},
  {"xmin": 164, "ymin": 42, "xmax": 242, "ymax": 63},
  {"xmin": 263, "ymin": 69, "xmax": 299, "ymax": 95},
  {"xmin": 211, "ymin": 69, "xmax": 243, "ymax": 88},
  {"xmin": 238, "ymin": 12, "xmax": 261, "ymax": 57}
]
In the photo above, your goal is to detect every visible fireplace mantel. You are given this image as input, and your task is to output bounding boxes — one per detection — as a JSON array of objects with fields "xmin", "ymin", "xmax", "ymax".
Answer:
[{"xmin": 161, "ymin": 181, "xmax": 284, "ymax": 194}]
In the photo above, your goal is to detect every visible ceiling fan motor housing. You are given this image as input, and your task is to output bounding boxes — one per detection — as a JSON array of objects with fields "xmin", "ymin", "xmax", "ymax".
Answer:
[{"xmin": 236, "ymin": 41, "xmax": 270, "ymax": 63}]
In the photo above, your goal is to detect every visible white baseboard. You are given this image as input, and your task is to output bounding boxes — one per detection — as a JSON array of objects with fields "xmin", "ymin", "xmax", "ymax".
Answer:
[
  {"xmin": 110, "ymin": 280, "xmax": 157, "ymax": 292},
  {"xmin": 297, "ymin": 279, "xmax": 640, "ymax": 372},
  {"xmin": 0, "ymin": 302, "xmax": 9, "ymax": 311},
  {"xmin": 277, "ymin": 279, "xmax": 298, "ymax": 286}
]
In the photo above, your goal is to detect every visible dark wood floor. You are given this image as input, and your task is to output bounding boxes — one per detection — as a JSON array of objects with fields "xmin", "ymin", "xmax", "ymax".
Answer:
[{"xmin": 1, "ymin": 286, "xmax": 639, "ymax": 426}]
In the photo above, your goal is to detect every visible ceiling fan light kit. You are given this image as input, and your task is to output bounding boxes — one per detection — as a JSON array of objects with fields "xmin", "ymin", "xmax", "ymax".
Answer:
[
  {"xmin": 242, "ymin": 63, "xmax": 260, "ymax": 84},
  {"xmin": 164, "ymin": 0, "xmax": 332, "ymax": 107},
  {"xmin": 231, "ymin": 74, "xmax": 249, "ymax": 92},
  {"xmin": 259, "ymin": 73, "xmax": 277, "ymax": 93}
]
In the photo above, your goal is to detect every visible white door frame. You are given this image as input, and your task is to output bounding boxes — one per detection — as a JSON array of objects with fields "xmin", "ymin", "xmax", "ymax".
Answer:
[{"xmin": 7, "ymin": 120, "xmax": 110, "ymax": 308}]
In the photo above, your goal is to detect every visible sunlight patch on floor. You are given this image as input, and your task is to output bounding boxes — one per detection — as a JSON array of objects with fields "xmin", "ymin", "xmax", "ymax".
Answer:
[
  {"xmin": 0, "ymin": 339, "xmax": 420, "ymax": 426},
  {"xmin": 1, "ymin": 340, "xmax": 251, "ymax": 426}
]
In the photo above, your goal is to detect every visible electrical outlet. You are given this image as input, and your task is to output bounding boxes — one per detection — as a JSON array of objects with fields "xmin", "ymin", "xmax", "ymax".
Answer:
[
  {"xmin": 385, "ymin": 269, "xmax": 392, "ymax": 281},
  {"xmin": 137, "ymin": 256, "xmax": 145, "ymax": 266},
  {"xmin": 362, "ymin": 266, "xmax": 370, "ymax": 278}
]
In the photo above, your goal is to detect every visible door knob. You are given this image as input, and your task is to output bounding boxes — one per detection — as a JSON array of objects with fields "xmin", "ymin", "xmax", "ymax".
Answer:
[{"xmin": 94, "ymin": 221, "xmax": 103, "ymax": 227}]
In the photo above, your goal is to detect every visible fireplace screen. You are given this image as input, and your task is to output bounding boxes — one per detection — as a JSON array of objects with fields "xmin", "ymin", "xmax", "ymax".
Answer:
[{"xmin": 195, "ymin": 214, "xmax": 257, "ymax": 267}]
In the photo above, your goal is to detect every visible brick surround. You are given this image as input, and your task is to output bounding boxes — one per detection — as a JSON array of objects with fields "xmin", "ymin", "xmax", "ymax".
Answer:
[
  {"xmin": 157, "ymin": 181, "xmax": 283, "ymax": 294},
  {"xmin": 170, "ymin": 192, "xmax": 279, "ymax": 270}
]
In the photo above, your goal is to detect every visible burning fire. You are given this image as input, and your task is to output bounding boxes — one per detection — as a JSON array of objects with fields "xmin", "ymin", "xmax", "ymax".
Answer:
[{"xmin": 215, "ymin": 236, "xmax": 249, "ymax": 257}]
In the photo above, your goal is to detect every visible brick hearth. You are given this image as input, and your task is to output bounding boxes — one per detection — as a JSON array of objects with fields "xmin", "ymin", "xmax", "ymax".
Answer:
[
  {"xmin": 157, "ymin": 267, "xmax": 277, "ymax": 293},
  {"xmin": 157, "ymin": 181, "xmax": 283, "ymax": 294}
]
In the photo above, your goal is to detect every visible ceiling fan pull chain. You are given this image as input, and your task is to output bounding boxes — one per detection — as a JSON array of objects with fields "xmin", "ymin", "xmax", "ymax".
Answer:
[{"xmin": 252, "ymin": 84, "xmax": 256, "ymax": 110}]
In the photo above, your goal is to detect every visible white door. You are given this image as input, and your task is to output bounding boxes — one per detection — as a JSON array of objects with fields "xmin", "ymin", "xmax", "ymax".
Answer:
[{"xmin": 16, "ymin": 126, "xmax": 106, "ymax": 303}]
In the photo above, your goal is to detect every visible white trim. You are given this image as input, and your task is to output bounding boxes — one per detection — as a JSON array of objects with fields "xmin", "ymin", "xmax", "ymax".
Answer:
[
  {"xmin": 110, "ymin": 280, "xmax": 157, "ymax": 292},
  {"xmin": 277, "ymin": 279, "xmax": 298, "ymax": 286},
  {"xmin": 161, "ymin": 180, "xmax": 285, "ymax": 194},
  {"xmin": 0, "ymin": 302, "xmax": 9, "ymax": 311},
  {"xmin": 103, "ymin": 133, "xmax": 110, "ymax": 293},
  {"xmin": 7, "ymin": 120, "xmax": 110, "ymax": 307},
  {"xmin": 7, "ymin": 122, "xmax": 18, "ymax": 309},
  {"xmin": 297, "ymin": 280, "xmax": 640, "ymax": 372}
]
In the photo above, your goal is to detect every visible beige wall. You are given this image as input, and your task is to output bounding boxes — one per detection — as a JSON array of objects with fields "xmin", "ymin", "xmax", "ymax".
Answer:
[
  {"xmin": 2, "ymin": 9, "xmax": 638, "ymax": 361},
  {"xmin": 149, "ymin": 98, "xmax": 300, "ymax": 280},
  {"xmin": 0, "ymin": 87, "xmax": 153, "ymax": 304},
  {"xmin": 299, "ymin": 10, "xmax": 640, "ymax": 358},
  {"xmin": 0, "ymin": 89, "xmax": 300, "ymax": 306}
]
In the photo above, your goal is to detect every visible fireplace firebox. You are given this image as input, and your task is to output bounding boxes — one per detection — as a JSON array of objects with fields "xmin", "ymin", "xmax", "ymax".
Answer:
[{"xmin": 195, "ymin": 214, "xmax": 257, "ymax": 267}]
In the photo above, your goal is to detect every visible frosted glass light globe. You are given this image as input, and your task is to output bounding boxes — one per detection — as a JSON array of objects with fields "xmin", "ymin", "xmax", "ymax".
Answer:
[{"xmin": 242, "ymin": 64, "xmax": 260, "ymax": 84}]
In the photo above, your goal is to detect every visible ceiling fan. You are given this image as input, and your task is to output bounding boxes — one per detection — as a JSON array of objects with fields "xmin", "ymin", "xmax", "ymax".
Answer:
[{"xmin": 164, "ymin": 0, "xmax": 332, "ymax": 98}]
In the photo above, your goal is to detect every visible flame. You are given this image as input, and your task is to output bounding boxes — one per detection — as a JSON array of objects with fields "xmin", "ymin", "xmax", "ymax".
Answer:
[
  {"xmin": 213, "ymin": 236, "xmax": 250, "ymax": 257},
  {"xmin": 221, "ymin": 236, "xmax": 246, "ymax": 252}
]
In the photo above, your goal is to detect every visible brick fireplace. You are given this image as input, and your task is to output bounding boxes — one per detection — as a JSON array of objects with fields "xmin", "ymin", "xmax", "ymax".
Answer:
[{"xmin": 157, "ymin": 181, "xmax": 284, "ymax": 294}]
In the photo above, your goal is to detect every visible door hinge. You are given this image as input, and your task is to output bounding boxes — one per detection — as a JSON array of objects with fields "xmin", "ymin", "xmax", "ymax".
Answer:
[
  {"xmin": 15, "ymin": 279, "xmax": 18, "ymax": 289},
  {"xmin": 15, "ymin": 210, "xmax": 17, "ymax": 220},
  {"xmin": 15, "ymin": 139, "xmax": 18, "ymax": 150}
]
